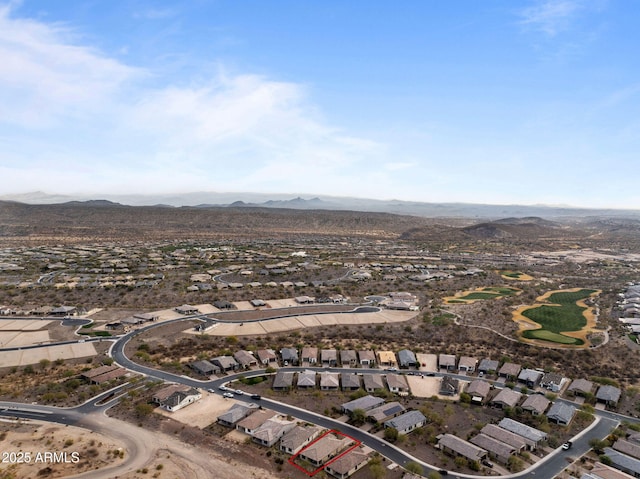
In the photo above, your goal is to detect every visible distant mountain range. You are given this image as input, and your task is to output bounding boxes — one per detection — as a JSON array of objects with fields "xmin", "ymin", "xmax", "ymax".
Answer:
[{"xmin": 2, "ymin": 190, "xmax": 639, "ymax": 220}]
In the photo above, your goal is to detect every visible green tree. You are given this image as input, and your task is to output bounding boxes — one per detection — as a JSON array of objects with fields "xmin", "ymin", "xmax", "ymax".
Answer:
[
  {"xmin": 405, "ymin": 462, "xmax": 423, "ymax": 475},
  {"xmin": 383, "ymin": 427, "xmax": 399, "ymax": 443},
  {"xmin": 351, "ymin": 408, "xmax": 367, "ymax": 426}
]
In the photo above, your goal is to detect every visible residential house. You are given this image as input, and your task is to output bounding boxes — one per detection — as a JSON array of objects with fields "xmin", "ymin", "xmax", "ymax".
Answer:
[
  {"xmin": 280, "ymin": 425, "xmax": 323, "ymax": 455},
  {"xmin": 439, "ymin": 376, "xmax": 459, "ymax": 396},
  {"xmin": 470, "ymin": 434, "xmax": 516, "ymax": 464},
  {"xmin": 213, "ymin": 300, "xmax": 236, "ymax": 310},
  {"xmin": 273, "ymin": 371, "xmax": 294, "ymax": 391},
  {"xmin": 602, "ymin": 448, "xmax": 640, "ymax": 478},
  {"xmin": 358, "ymin": 350, "xmax": 375, "ymax": 367},
  {"xmin": 498, "ymin": 418, "xmax": 547, "ymax": 450},
  {"xmin": 340, "ymin": 350, "xmax": 357, "ymax": 367},
  {"xmin": 583, "ymin": 461, "xmax": 640, "ymax": 479},
  {"xmin": 438, "ymin": 354, "xmax": 457, "ymax": 371},
  {"xmin": 521, "ymin": 394, "xmax": 550, "ymax": 416},
  {"xmin": 320, "ymin": 372, "xmax": 340, "ymax": 391},
  {"xmin": 480, "ymin": 424, "xmax": 527, "ymax": 452},
  {"xmin": 175, "ymin": 304, "xmax": 199, "ymax": 315},
  {"xmin": 567, "ymin": 378, "xmax": 594, "ymax": 397},
  {"xmin": 321, "ymin": 349, "xmax": 338, "ymax": 367},
  {"xmin": 518, "ymin": 368, "xmax": 544, "ymax": 388},
  {"xmin": 491, "ymin": 388, "xmax": 522, "ymax": 409},
  {"xmin": 613, "ymin": 439, "xmax": 640, "ymax": 460},
  {"xmin": 340, "ymin": 373, "xmax": 361, "ymax": 391},
  {"xmin": 458, "ymin": 356, "xmax": 478, "ymax": 373},
  {"xmin": 540, "ymin": 372, "xmax": 568, "ymax": 392},
  {"xmin": 152, "ymin": 384, "xmax": 201, "ymax": 412},
  {"xmin": 466, "ymin": 380, "xmax": 491, "ymax": 404},
  {"xmin": 363, "ymin": 374, "xmax": 385, "ymax": 393},
  {"xmin": 297, "ymin": 370, "xmax": 317, "ymax": 389},
  {"xmin": 81, "ymin": 365, "xmax": 127, "ymax": 384},
  {"xmin": 256, "ymin": 349, "xmax": 278, "ymax": 366},
  {"xmin": 211, "ymin": 356, "xmax": 239, "ymax": 372},
  {"xmin": 398, "ymin": 349, "xmax": 417, "ymax": 369},
  {"xmin": 301, "ymin": 347, "xmax": 319, "ymax": 365},
  {"xmin": 384, "ymin": 410, "xmax": 426, "ymax": 435},
  {"xmin": 386, "ymin": 374, "xmax": 409, "ymax": 394},
  {"xmin": 233, "ymin": 350, "xmax": 258, "ymax": 369},
  {"xmin": 366, "ymin": 402, "xmax": 405, "ymax": 423},
  {"xmin": 499, "ymin": 362, "xmax": 521, "ymax": 380},
  {"xmin": 478, "ymin": 359, "xmax": 500, "ymax": 375},
  {"xmin": 376, "ymin": 350, "xmax": 397, "ymax": 367},
  {"xmin": 280, "ymin": 348, "xmax": 299, "ymax": 366},
  {"xmin": 341, "ymin": 395, "xmax": 385, "ymax": 415},
  {"xmin": 236, "ymin": 409, "xmax": 277, "ymax": 435},
  {"xmin": 438, "ymin": 434, "xmax": 487, "ymax": 463},
  {"xmin": 252, "ymin": 417, "xmax": 297, "ymax": 447},
  {"xmin": 299, "ymin": 434, "xmax": 352, "ymax": 467},
  {"xmin": 546, "ymin": 402, "xmax": 577, "ymax": 426},
  {"xmin": 597, "ymin": 385, "xmax": 622, "ymax": 407},
  {"xmin": 218, "ymin": 403, "xmax": 259, "ymax": 427},
  {"xmin": 324, "ymin": 449, "xmax": 370, "ymax": 479}
]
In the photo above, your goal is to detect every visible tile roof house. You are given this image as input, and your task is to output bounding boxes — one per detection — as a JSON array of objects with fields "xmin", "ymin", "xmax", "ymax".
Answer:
[
  {"xmin": 297, "ymin": 370, "xmax": 317, "ymax": 389},
  {"xmin": 466, "ymin": 380, "xmax": 491, "ymax": 404},
  {"xmin": 470, "ymin": 433, "xmax": 516, "ymax": 464},
  {"xmin": 341, "ymin": 395, "xmax": 385, "ymax": 415},
  {"xmin": 320, "ymin": 372, "xmax": 340, "ymax": 390},
  {"xmin": 458, "ymin": 356, "xmax": 478, "ymax": 373},
  {"xmin": 280, "ymin": 347, "xmax": 299, "ymax": 365},
  {"xmin": 236, "ymin": 409, "xmax": 277, "ymax": 435},
  {"xmin": 233, "ymin": 350, "xmax": 258, "ymax": 369},
  {"xmin": 301, "ymin": 347, "xmax": 319, "ymax": 364},
  {"xmin": 613, "ymin": 439, "xmax": 640, "ymax": 460},
  {"xmin": 499, "ymin": 362, "xmax": 521, "ymax": 380},
  {"xmin": 363, "ymin": 374, "xmax": 385, "ymax": 393},
  {"xmin": 438, "ymin": 354, "xmax": 457, "ymax": 371},
  {"xmin": 517, "ymin": 368, "xmax": 544, "ymax": 388},
  {"xmin": 439, "ymin": 434, "xmax": 487, "ymax": 462},
  {"xmin": 398, "ymin": 349, "xmax": 417, "ymax": 368},
  {"xmin": 189, "ymin": 360, "xmax": 220, "ymax": 376},
  {"xmin": 478, "ymin": 359, "xmax": 500, "ymax": 374},
  {"xmin": 480, "ymin": 424, "xmax": 527, "ymax": 452},
  {"xmin": 358, "ymin": 350, "xmax": 375, "ymax": 367},
  {"xmin": 603, "ymin": 448, "xmax": 640, "ymax": 478},
  {"xmin": 385, "ymin": 374, "xmax": 409, "ymax": 394},
  {"xmin": 567, "ymin": 378, "xmax": 594, "ymax": 396},
  {"xmin": 498, "ymin": 418, "xmax": 547, "ymax": 449},
  {"xmin": 299, "ymin": 434, "xmax": 352, "ymax": 467},
  {"xmin": 217, "ymin": 403, "xmax": 259, "ymax": 427},
  {"xmin": 152, "ymin": 384, "xmax": 202, "ymax": 412},
  {"xmin": 252, "ymin": 417, "xmax": 297, "ymax": 447},
  {"xmin": 366, "ymin": 402, "xmax": 405, "ymax": 423},
  {"xmin": 81, "ymin": 365, "xmax": 127, "ymax": 384},
  {"xmin": 321, "ymin": 349, "xmax": 338, "ymax": 367},
  {"xmin": 384, "ymin": 410, "xmax": 426, "ymax": 435},
  {"xmin": 340, "ymin": 373, "xmax": 361, "ymax": 391},
  {"xmin": 596, "ymin": 385, "xmax": 622, "ymax": 406},
  {"xmin": 273, "ymin": 371, "xmax": 294, "ymax": 391},
  {"xmin": 521, "ymin": 394, "xmax": 551, "ymax": 416},
  {"xmin": 211, "ymin": 355, "xmax": 239, "ymax": 372},
  {"xmin": 280, "ymin": 425, "xmax": 323, "ymax": 455},
  {"xmin": 546, "ymin": 402, "xmax": 577, "ymax": 425},
  {"xmin": 256, "ymin": 349, "xmax": 278, "ymax": 365},
  {"xmin": 340, "ymin": 350, "xmax": 357, "ymax": 367},
  {"xmin": 325, "ymin": 449, "xmax": 370, "ymax": 479},
  {"xmin": 491, "ymin": 388, "xmax": 522, "ymax": 409}
]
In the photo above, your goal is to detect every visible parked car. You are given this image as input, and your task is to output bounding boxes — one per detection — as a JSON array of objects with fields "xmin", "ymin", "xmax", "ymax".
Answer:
[
  {"xmin": 222, "ymin": 392, "xmax": 234, "ymax": 398},
  {"xmin": 250, "ymin": 394, "xmax": 261, "ymax": 400},
  {"xmin": 562, "ymin": 441, "xmax": 572, "ymax": 450},
  {"xmin": 482, "ymin": 459, "xmax": 494, "ymax": 468},
  {"xmin": 235, "ymin": 389, "xmax": 244, "ymax": 395}
]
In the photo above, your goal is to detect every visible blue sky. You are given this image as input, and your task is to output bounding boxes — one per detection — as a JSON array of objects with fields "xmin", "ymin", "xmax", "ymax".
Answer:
[{"xmin": 1, "ymin": 0, "xmax": 638, "ymax": 208}]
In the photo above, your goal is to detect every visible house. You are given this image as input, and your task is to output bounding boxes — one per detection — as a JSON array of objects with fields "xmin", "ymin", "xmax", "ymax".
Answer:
[
  {"xmin": 498, "ymin": 418, "xmax": 547, "ymax": 449},
  {"xmin": 295, "ymin": 296, "xmax": 315, "ymax": 304},
  {"xmin": 211, "ymin": 356, "xmax": 239, "ymax": 372},
  {"xmin": 518, "ymin": 368, "xmax": 544, "ymax": 388},
  {"xmin": 81, "ymin": 365, "xmax": 127, "ymax": 384},
  {"xmin": 340, "ymin": 373, "xmax": 361, "ymax": 391},
  {"xmin": 438, "ymin": 354, "xmax": 457, "ymax": 371},
  {"xmin": 458, "ymin": 356, "xmax": 478, "ymax": 373},
  {"xmin": 152, "ymin": 384, "xmax": 201, "ymax": 412},
  {"xmin": 521, "ymin": 394, "xmax": 550, "ymax": 416},
  {"xmin": 384, "ymin": 410, "xmax": 426, "ymax": 435},
  {"xmin": 341, "ymin": 395, "xmax": 385, "ymax": 415},
  {"xmin": 363, "ymin": 374, "xmax": 385, "ymax": 393},
  {"xmin": 218, "ymin": 403, "xmax": 259, "ymax": 427},
  {"xmin": 233, "ymin": 350, "xmax": 258, "ymax": 369},
  {"xmin": 438, "ymin": 434, "xmax": 487, "ymax": 462},
  {"xmin": 340, "ymin": 350, "xmax": 357, "ymax": 367},
  {"xmin": 236, "ymin": 409, "xmax": 277, "ymax": 435},
  {"xmin": 613, "ymin": 439, "xmax": 640, "ymax": 460},
  {"xmin": 252, "ymin": 417, "xmax": 297, "ymax": 447},
  {"xmin": 280, "ymin": 425, "xmax": 323, "ymax": 455},
  {"xmin": 582, "ymin": 462, "xmax": 640, "ymax": 479},
  {"xmin": 358, "ymin": 350, "xmax": 376, "ymax": 367},
  {"xmin": 478, "ymin": 359, "xmax": 500, "ymax": 375},
  {"xmin": 51, "ymin": 306, "xmax": 77, "ymax": 316},
  {"xmin": 301, "ymin": 347, "xmax": 319, "ymax": 364},
  {"xmin": 386, "ymin": 374, "xmax": 409, "ymax": 394},
  {"xmin": 499, "ymin": 362, "xmax": 521, "ymax": 380},
  {"xmin": 597, "ymin": 385, "xmax": 622, "ymax": 407},
  {"xmin": 273, "ymin": 371, "xmax": 294, "ymax": 391},
  {"xmin": 602, "ymin": 448, "xmax": 640, "ymax": 478},
  {"xmin": 491, "ymin": 388, "xmax": 522, "ymax": 409},
  {"xmin": 546, "ymin": 402, "xmax": 577, "ymax": 425},
  {"xmin": 297, "ymin": 370, "xmax": 317, "ymax": 389},
  {"xmin": 567, "ymin": 378, "xmax": 594, "ymax": 396},
  {"xmin": 320, "ymin": 372, "xmax": 340, "ymax": 390},
  {"xmin": 321, "ymin": 349, "xmax": 338, "ymax": 367},
  {"xmin": 280, "ymin": 347, "xmax": 299, "ymax": 366},
  {"xmin": 540, "ymin": 372, "xmax": 568, "ymax": 392},
  {"xmin": 376, "ymin": 350, "xmax": 397, "ymax": 367},
  {"xmin": 189, "ymin": 360, "xmax": 220, "ymax": 376},
  {"xmin": 213, "ymin": 300, "xmax": 236, "ymax": 310},
  {"xmin": 250, "ymin": 299, "xmax": 266, "ymax": 307},
  {"xmin": 175, "ymin": 304, "xmax": 199, "ymax": 315},
  {"xmin": 256, "ymin": 349, "xmax": 278, "ymax": 365},
  {"xmin": 366, "ymin": 402, "xmax": 405, "ymax": 423},
  {"xmin": 439, "ymin": 376, "xmax": 459, "ymax": 396},
  {"xmin": 480, "ymin": 424, "xmax": 527, "ymax": 452},
  {"xmin": 298, "ymin": 434, "xmax": 352, "ymax": 467},
  {"xmin": 466, "ymin": 380, "xmax": 491, "ymax": 404},
  {"xmin": 470, "ymin": 433, "xmax": 516, "ymax": 464},
  {"xmin": 398, "ymin": 349, "xmax": 417, "ymax": 369},
  {"xmin": 325, "ymin": 449, "xmax": 370, "ymax": 479}
]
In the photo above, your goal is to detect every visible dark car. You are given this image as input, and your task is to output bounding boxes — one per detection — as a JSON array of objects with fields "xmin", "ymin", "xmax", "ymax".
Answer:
[
  {"xmin": 482, "ymin": 459, "xmax": 494, "ymax": 468},
  {"xmin": 250, "ymin": 394, "xmax": 261, "ymax": 400},
  {"xmin": 437, "ymin": 470, "xmax": 448, "ymax": 476}
]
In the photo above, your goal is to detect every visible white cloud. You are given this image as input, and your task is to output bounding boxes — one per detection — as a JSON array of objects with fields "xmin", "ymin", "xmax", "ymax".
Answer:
[{"xmin": 519, "ymin": 0, "xmax": 583, "ymax": 36}]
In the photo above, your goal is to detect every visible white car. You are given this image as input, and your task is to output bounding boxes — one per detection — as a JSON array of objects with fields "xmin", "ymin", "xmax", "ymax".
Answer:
[
  {"xmin": 222, "ymin": 392, "xmax": 234, "ymax": 399},
  {"xmin": 235, "ymin": 389, "xmax": 244, "ymax": 395}
]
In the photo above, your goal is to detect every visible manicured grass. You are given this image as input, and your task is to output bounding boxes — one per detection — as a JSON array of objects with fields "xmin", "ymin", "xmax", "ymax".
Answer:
[
  {"xmin": 522, "ymin": 329, "xmax": 583, "ymax": 345},
  {"xmin": 460, "ymin": 292, "xmax": 502, "ymax": 300},
  {"xmin": 502, "ymin": 271, "xmax": 523, "ymax": 278},
  {"xmin": 522, "ymin": 289, "xmax": 596, "ymax": 334},
  {"xmin": 456, "ymin": 287, "xmax": 520, "ymax": 301}
]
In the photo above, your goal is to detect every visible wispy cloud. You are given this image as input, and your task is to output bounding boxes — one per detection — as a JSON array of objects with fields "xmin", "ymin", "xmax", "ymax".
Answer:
[{"xmin": 519, "ymin": 0, "xmax": 584, "ymax": 36}]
